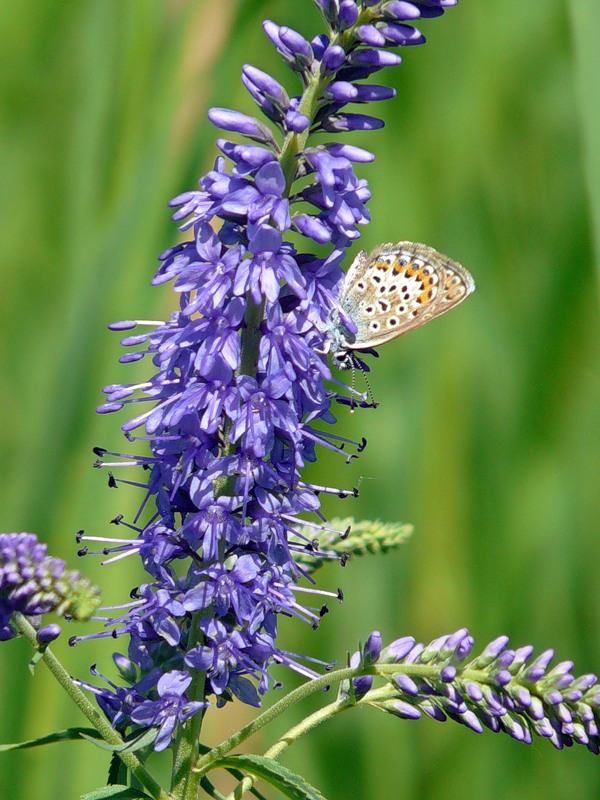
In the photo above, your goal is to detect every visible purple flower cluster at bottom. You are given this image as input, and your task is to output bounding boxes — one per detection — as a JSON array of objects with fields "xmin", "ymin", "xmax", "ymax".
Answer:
[{"xmin": 0, "ymin": 532, "xmax": 100, "ymax": 640}]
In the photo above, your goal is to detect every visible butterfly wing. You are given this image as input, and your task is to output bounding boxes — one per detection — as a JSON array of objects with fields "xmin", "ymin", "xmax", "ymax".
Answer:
[{"xmin": 339, "ymin": 241, "xmax": 475, "ymax": 351}]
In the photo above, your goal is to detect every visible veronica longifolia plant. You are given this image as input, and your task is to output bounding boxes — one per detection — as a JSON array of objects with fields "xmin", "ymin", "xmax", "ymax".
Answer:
[{"xmin": 2, "ymin": 2, "xmax": 600, "ymax": 799}]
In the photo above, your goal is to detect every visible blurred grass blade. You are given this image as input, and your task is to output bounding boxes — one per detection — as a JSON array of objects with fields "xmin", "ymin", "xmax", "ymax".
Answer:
[{"xmin": 568, "ymin": 0, "xmax": 600, "ymax": 286}]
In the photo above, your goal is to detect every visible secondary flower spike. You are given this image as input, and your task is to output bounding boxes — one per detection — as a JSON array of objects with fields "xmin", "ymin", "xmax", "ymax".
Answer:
[{"xmin": 0, "ymin": 532, "xmax": 100, "ymax": 640}]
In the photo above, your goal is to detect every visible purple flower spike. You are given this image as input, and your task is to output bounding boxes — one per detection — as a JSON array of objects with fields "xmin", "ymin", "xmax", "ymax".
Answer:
[{"xmin": 89, "ymin": 0, "xmax": 463, "ymax": 750}]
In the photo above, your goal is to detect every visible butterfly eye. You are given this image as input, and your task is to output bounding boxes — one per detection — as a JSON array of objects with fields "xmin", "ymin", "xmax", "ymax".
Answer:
[{"xmin": 399, "ymin": 257, "xmax": 408, "ymax": 266}]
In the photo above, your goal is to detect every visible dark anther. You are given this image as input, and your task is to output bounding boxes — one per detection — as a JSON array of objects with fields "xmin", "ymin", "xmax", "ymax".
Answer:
[
  {"xmin": 92, "ymin": 460, "xmax": 103, "ymax": 469},
  {"xmin": 90, "ymin": 663, "xmax": 98, "ymax": 674},
  {"xmin": 111, "ymin": 629, "xmax": 119, "ymax": 638},
  {"xmin": 305, "ymin": 542, "xmax": 315, "ymax": 552},
  {"xmin": 68, "ymin": 636, "xmax": 77, "ymax": 647},
  {"xmin": 337, "ymin": 588, "xmax": 344, "ymax": 602},
  {"xmin": 345, "ymin": 454, "xmax": 358, "ymax": 464},
  {"xmin": 130, "ymin": 587, "xmax": 140, "ymax": 599},
  {"xmin": 77, "ymin": 547, "xmax": 88, "ymax": 557},
  {"xmin": 319, "ymin": 604, "xmax": 329, "ymax": 617},
  {"xmin": 111, "ymin": 514, "xmax": 124, "ymax": 525},
  {"xmin": 273, "ymin": 681, "xmax": 283, "ymax": 690},
  {"xmin": 312, "ymin": 538, "xmax": 320, "ymax": 550},
  {"xmin": 312, "ymin": 620, "xmax": 320, "ymax": 630},
  {"xmin": 340, "ymin": 526, "xmax": 351, "ymax": 540},
  {"xmin": 108, "ymin": 472, "xmax": 117, "ymax": 488},
  {"xmin": 340, "ymin": 552, "xmax": 350, "ymax": 567},
  {"xmin": 103, "ymin": 548, "xmax": 110, "ymax": 555},
  {"xmin": 358, "ymin": 437, "xmax": 367, "ymax": 452},
  {"xmin": 75, "ymin": 530, "xmax": 84, "ymax": 543},
  {"xmin": 93, "ymin": 447, "xmax": 107, "ymax": 456},
  {"xmin": 352, "ymin": 487, "xmax": 359, "ymax": 497},
  {"xmin": 64, "ymin": 613, "xmax": 72, "ymax": 622}
]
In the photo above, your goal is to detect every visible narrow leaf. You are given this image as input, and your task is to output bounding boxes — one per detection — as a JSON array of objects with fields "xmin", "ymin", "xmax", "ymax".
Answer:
[
  {"xmin": 0, "ymin": 727, "xmax": 101, "ymax": 751},
  {"xmin": 80, "ymin": 727, "xmax": 157, "ymax": 753},
  {"xmin": 213, "ymin": 754, "xmax": 329, "ymax": 800}
]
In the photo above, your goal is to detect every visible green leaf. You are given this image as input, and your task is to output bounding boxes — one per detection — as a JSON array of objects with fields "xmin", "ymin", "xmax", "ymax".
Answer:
[
  {"xmin": 294, "ymin": 518, "xmax": 413, "ymax": 574},
  {"xmin": 108, "ymin": 751, "xmax": 128, "ymax": 787},
  {"xmin": 80, "ymin": 786, "xmax": 151, "ymax": 800},
  {"xmin": 80, "ymin": 727, "xmax": 157, "ymax": 753},
  {"xmin": 0, "ymin": 727, "xmax": 101, "ymax": 751},
  {"xmin": 213, "ymin": 754, "xmax": 330, "ymax": 800}
]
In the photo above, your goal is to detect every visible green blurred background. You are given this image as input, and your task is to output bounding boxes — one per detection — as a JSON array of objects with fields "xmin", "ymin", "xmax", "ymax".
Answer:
[{"xmin": 1, "ymin": 1, "xmax": 599, "ymax": 798}]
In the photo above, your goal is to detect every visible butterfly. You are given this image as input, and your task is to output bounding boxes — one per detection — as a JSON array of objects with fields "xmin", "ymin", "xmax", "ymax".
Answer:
[{"xmin": 327, "ymin": 241, "xmax": 475, "ymax": 370}]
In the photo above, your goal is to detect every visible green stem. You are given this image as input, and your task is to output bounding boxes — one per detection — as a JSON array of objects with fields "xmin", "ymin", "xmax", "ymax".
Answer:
[
  {"xmin": 14, "ymin": 613, "xmax": 170, "ymax": 800},
  {"xmin": 203, "ymin": 659, "xmax": 509, "ymax": 799},
  {"xmin": 230, "ymin": 698, "xmax": 347, "ymax": 800},
  {"xmin": 171, "ymin": 612, "xmax": 208, "ymax": 800},
  {"xmin": 194, "ymin": 666, "xmax": 358, "ymax": 777},
  {"xmin": 172, "ymin": 293, "xmax": 266, "ymax": 799}
]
